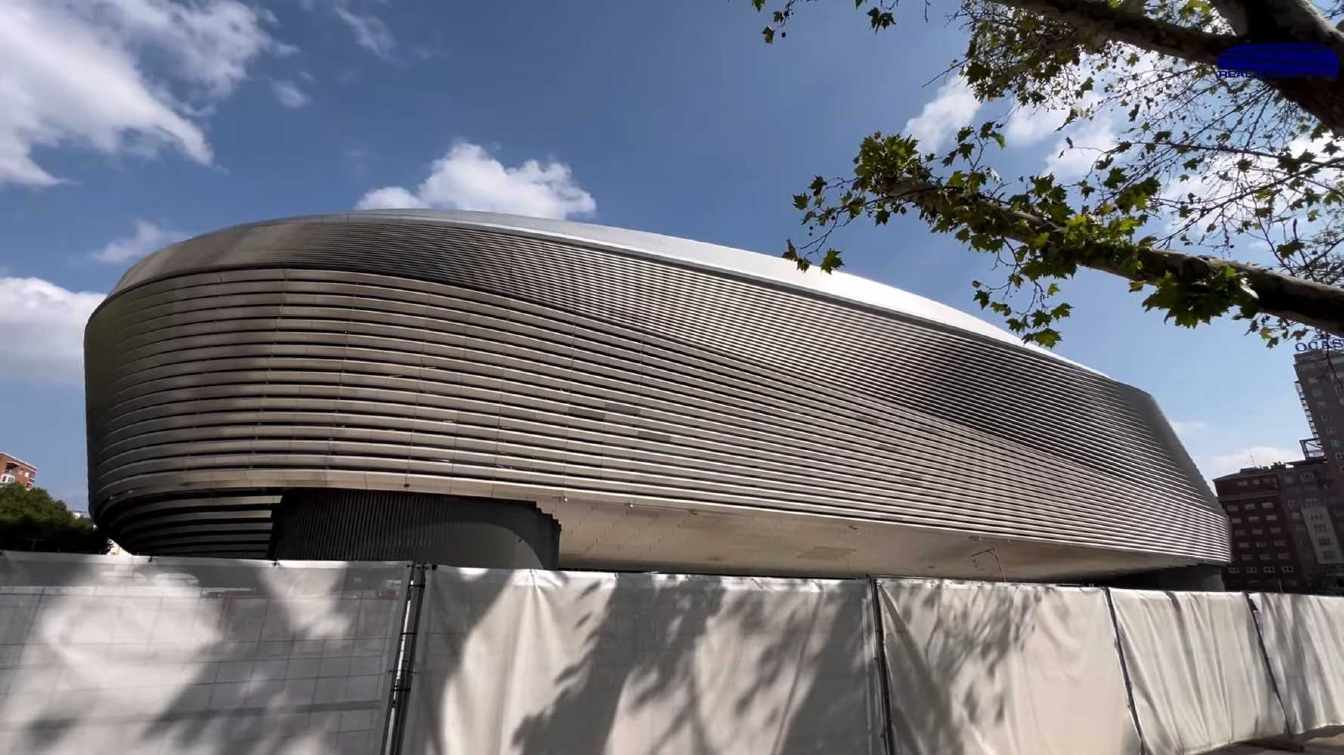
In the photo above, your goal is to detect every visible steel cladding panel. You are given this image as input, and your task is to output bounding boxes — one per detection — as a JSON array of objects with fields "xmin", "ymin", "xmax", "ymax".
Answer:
[
  {"xmin": 83, "ymin": 214, "xmax": 1227, "ymax": 568},
  {"xmin": 402, "ymin": 567, "xmax": 884, "ymax": 754},
  {"xmin": 0, "ymin": 551, "xmax": 407, "ymax": 755}
]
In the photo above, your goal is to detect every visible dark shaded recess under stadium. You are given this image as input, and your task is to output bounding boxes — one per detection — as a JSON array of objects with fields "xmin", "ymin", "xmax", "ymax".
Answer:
[{"xmin": 268, "ymin": 490, "xmax": 560, "ymax": 567}]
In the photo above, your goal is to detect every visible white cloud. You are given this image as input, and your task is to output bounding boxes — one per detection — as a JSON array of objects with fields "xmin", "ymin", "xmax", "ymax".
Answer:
[
  {"xmin": 334, "ymin": 6, "xmax": 395, "ymax": 59},
  {"xmin": 1169, "ymin": 419, "xmax": 1209, "ymax": 437},
  {"xmin": 357, "ymin": 186, "xmax": 428, "ymax": 210},
  {"xmin": 1043, "ymin": 120, "xmax": 1117, "ymax": 181},
  {"xmin": 0, "ymin": 0, "xmax": 285, "ymax": 187},
  {"xmin": 904, "ymin": 76, "xmax": 981, "ymax": 153},
  {"xmin": 1196, "ymin": 445, "xmax": 1300, "ymax": 483},
  {"xmin": 1158, "ymin": 132, "xmax": 1344, "ymax": 240},
  {"xmin": 271, "ymin": 79, "xmax": 310, "ymax": 108},
  {"xmin": 0, "ymin": 277, "xmax": 105, "ymax": 383},
  {"xmin": 1027, "ymin": 52, "xmax": 1157, "ymax": 178},
  {"xmin": 1004, "ymin": 104, "xmax": 1070, "ymax": 147},
  {"xmin": 93, "ymin": 220, "xmax": 189, "ymax": 264},
  {"xmin": 356, "ymin": 142, "xmax": 597, "ymax": 220},
  {"xmin": 95, "ymin": 0, "xmax": 289, "ymax": 97}
]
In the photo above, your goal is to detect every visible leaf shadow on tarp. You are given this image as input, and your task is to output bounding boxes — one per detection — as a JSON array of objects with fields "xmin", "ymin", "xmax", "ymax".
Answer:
[
  {"xmin": 0, "ymin": 551, "xmax": 407, "ymax": 755},
  {"xmin": 409, "ymin": 567, "xmax": 883, "ymax": 754},
  {"xmin": 878, "ymin": 579, "xmax": 1053, "ymax": 755}
]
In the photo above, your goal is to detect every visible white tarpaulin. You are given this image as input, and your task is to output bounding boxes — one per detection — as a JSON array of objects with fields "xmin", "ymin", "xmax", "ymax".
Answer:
[
  {"xmin": 1250, "ymin": 592, "xmax": 1344, "ymax": 735},
  {"xmin": 1109, "ymin": 589, "xmax": 1287, "ymax": 754},
  {"xmin": 402, "ymin": 568, "xmax": 884, "ymax": 754},
  {"xmin": 0, "ymin": 551, "xmax": 408, "ymax": 754},
  {"xmin": 876, "ymin": 578, "xmax": 1140, "ymax": 755}
]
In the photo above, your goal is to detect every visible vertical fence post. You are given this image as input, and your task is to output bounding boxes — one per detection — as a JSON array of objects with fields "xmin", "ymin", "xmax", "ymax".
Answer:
[
  {"xmin": 382, "ymin": 562, "xmax": 427, "ymax": 755},
  {"xmin": 1102, "ymin": 587, "xmax": 1150, "ymax": 755},
  {"xmin": 868, "ymin": 577, "xmax": 898, "ymax": 755},
  {"xmin": 1245, "ymin": 592, "xmax": 1294, "ymax": 737}
]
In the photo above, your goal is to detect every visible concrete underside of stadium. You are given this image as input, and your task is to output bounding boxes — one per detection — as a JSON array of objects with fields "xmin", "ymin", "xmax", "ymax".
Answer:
[{"xmin": 534, "ymin": 492, "xmax": 1208, "ymax": 580}]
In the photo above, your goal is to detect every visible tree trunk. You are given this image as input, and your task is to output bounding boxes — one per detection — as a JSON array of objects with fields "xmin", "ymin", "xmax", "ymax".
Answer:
[{"xmin": 995, "ymin": 0, "xmax": 1344, "ymax": 133}]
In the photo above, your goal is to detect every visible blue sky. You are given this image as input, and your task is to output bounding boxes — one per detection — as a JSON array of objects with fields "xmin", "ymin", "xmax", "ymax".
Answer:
[{"xmin": 0, "ymin": 0, "xmax": 1311, "ymax": 510}]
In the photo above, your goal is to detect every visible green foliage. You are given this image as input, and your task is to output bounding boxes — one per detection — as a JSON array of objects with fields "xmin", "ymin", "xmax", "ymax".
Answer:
[
  {"xmin": 748, "ymin": 0, "xmax": 1344, "ymax": 347},
  {"xmin": 0, "ymin": 485, "xmax": 108, "ymax": 554}
]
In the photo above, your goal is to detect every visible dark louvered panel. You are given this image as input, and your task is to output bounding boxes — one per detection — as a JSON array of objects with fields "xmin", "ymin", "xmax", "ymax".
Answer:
[
  {"xmin": 268, "ymin": 490, "xmax": 559, "ymax": 567},
  {"xmin": 103, "ymin": 493, "xmax": 281, "ymax": 558}
]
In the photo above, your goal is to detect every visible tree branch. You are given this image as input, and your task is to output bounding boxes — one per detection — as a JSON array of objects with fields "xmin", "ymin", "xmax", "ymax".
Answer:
[
  {"xmin": 884, "ymin": 175, "xmax": 1344, "ymax": 336},
  {"xmin": 991, "ymin": 0, "xmax": 1237, "ymax": 64}
]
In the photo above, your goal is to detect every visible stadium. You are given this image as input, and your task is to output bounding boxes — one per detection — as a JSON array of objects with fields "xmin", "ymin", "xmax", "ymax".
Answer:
[{"xmin": 84, "ymin": 211, "xmax": 1229, "ymax": 579}]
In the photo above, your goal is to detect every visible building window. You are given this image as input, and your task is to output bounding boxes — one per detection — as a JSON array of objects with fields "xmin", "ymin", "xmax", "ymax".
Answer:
[
  {"xmin": 1225, "ymin": 504, "xmax": 1239, "ymax": 513},
  {"xmin": 1265, "ymin": 567, "xmax": 1277, "ymax": 574},
  {"xmin": 1266, "ymin": 514, "xmax": 1279, "ymax": 522},
  {"xmin": 1274, "ymin": 539, "xmax": 1288, "ymax": 546},
  {"xmin": 1231, "ymin": 516, "xmax": 1243, "ymax": 524},
  {"xmin": 1271, "ymin": 527, "xmax": 1283, "ymax": 534},
  {"xmin": 1238, "ymin": 480, "xmax": 1249, "ymax": 487},
  {"xmin": 1262, "ymin": 501, "xmax": 1276, "ymax": 509},
  {"xmin": 1247, "ymin": 567, "xmax": 1259, "ymax": 574},
  {"xmin": 1284, "ymin": 566, "xmax": 1296, "ymax": 574},
  {"xmin": 1278, "ymin": 551, "xmax": 1292, "ymax": 559}
]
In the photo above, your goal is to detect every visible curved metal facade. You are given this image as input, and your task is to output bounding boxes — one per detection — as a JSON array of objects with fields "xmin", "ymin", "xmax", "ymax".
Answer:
[{"xmin": 85, "ymin": 212, "xmax": 1229, "ymax": 578}]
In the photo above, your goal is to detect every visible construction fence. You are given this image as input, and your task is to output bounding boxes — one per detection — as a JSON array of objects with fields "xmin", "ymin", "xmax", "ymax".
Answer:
[{"xmin": 1, "ymin": 551, "xmax": 1342, "ymax": 754}]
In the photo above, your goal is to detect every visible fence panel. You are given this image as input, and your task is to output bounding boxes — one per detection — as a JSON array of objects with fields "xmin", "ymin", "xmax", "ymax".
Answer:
[
  {"xmin": 402, "ymin": 568, "xmax": 884, "ymax": 754},
  {"xmin": 0, "ymin": 551, "xmax": 408, "ymax": 755},
  {"xmin": 1109, "ymin": 589, "xmax": 1286, "ymax": 754},
  {"xmin": 1249, "ymin": 592, "xmax": 1344, "ymax": 736},
  {"xmin": 876, "ymin": 578, "xmax": 1141, "ymax": 755}
]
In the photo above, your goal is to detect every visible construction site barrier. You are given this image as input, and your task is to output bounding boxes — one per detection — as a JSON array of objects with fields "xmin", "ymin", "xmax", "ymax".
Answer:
[{"xmin": 5, "ymin": 551, "xmax": 1344, "ymax": 754}]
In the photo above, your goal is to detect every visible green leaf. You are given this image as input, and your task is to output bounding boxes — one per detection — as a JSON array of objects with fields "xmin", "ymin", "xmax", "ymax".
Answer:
[{"xmin": 1030, "ymin": 329, "xmax": 1062, "ymax": 348}]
